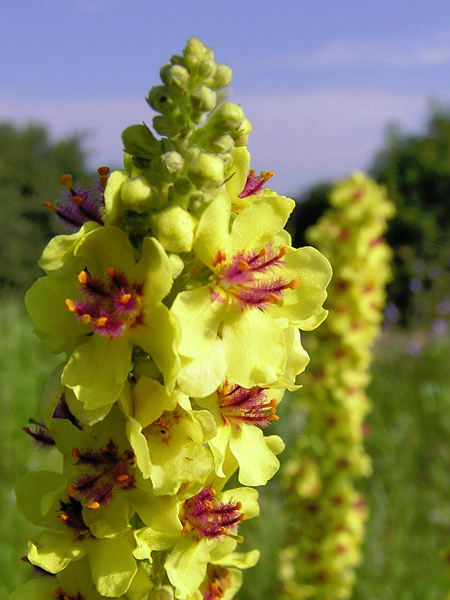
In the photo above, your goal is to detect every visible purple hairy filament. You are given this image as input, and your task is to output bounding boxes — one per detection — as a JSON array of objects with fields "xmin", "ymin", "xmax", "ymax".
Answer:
[
  {"xmin": 23, "ymin": 419, "xmax": 55, "ymax": 448},
  {"xmin": 215, "ymin": 246, "xmax": 298, "ymax": 309},
  {"xmin": 238, "ymin": 169, "xmax": 274, "ymax": 199},
  {"xmin": 68, "ymin": 440, "xmax": 135, "ymax": 510},
  {"xmin": 65, "ymin": 266, "xmax": 144, "ymax": 337},
  {"xmin": 57, "ymin": 498, "xmax": 90, "ymax": 539},
  {"xmin": 43, "ymin": 169, "xmax": 108, "ymax": 231},
  {"xmin": 218, "ymin": 381, "xmax": 279, "ymax": 428},
  {"xmin": 182, "ymin": 487, "xmax": 246, "ymax": 540},
  {"xmin": 55, "ymin": 587, "xmax": 84, "ymax": 600},
  {"xmin": 201, "ymin": 565, "xmax": 232, "ymax": 600}
]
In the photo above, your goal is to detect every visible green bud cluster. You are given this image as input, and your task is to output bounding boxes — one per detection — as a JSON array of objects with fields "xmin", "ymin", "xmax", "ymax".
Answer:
[
  {"xmin": 11, "ymin": 39, "xmax": 333, "ymax": 600},
  {"xmin": 114, "ymin": 38, "xmax": 251, "ymax": 245},
  {"xmin": 279, "ymin": 172, "xmax": 395, "ymax": 600}
]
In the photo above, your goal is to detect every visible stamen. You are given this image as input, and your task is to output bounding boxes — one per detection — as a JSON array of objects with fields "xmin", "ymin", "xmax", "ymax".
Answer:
[
  {"xmin": 71, "ymin": 195, "xmax": 83, "ymax": 207},
  {"xmin": 260, "ymin": 170, "xmax": 274, "ymax": 184},
  {"xmin": 78, "ymin": 270, "xmax": 88, "ymax": 285},
  {"xmin": 95, "ymin": 317, "xmax": 108, "ymax": 328},
  {"xmin": 65, "ymin": 298, "xmax": 77, "ymax": 312},
  {"xmin": 238, "ymin": 260, "xmax": 250, "ymax": 271},
  {"xmin": 80, "ymin": 313, "xmax": 91, "ymax": 324},
  {"xmin": 87, "ymin": 500, "xmax": 100, "ymax": 510},
  {"xmin": 106, "ymin": 267, "xmax": 115, "ymax": 278},
  {"xmin": 116, "ymin": 474, "xmax": 129, "ymax": 483},
  {"xmin": 42, "ymin": 201, "xmax": 57, "ymax": 214},
  {"xmin": 67, "ymin": 484, "xmax": 76, "ymax": 497},
  {"xmin": 59, "ymin": 174, "xmax": 73, "ymax": 188},
  {"xmin": 268, "ymin": 293, "xmax": 281, "ymax": 303},
  {"xmin": 119, "ymin": 293, "xmax": 131, "ymax": 304}
]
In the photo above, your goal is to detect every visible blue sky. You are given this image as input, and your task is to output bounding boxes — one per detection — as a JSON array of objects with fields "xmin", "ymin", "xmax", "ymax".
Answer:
[{"xmin": 2, "ymin": 0, "xmax": 450, "ymax": 195}]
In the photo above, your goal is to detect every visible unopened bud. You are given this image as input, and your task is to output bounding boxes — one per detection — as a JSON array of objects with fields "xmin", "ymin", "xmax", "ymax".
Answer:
[
  {"xmin": 121, "ymin": 124, "xmax": 158, "ymax": 156},
  {"xmin": 160, "ymin": 63, "xmax": 190, "ymax": 90},
  {"xmin": 183, "ymin": 38, "xmax": 213, "ymax": 70},
  {"xmin": 120, "ymin": 176, "xmax": 153, "ymax": 213},
  {"xmin": 210, "ymin": 102, "xmax": 245, "ymax": 132},
  {"xmin": 191, "ymin": 86, "xmax": 216, "ymax": 112},
  {"xmin": 209, "ymin": 64, "xmax": 233, "ymax": 89},
  {"xmin": 153, "ymin": 115, "xmax": 182, "ymax": 136},
  {"xmin": 198, "ymin": 58, "xmax": 217, "ymax": 80},
  {"xmin": 232, "ymin": 118, "xmax": 252, "ymax": 146},
  {"xmin": 147, "ymin": 85, "xmax": 177, "ymax": 115},
  {"xmin": 151, "ymin": 206, "xmax": 198, "ymax": 253},
  {"xmin": 188, "ymin": 152, "xmax": 224, "ymax": 188}
]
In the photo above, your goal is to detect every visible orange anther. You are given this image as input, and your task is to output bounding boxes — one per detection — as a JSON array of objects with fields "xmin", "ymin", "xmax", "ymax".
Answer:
[
  {"xmin": 87, "ymin": 500, "xmax": 100, "ymax": 510},
  {"xmin": 65, "ymin": 298, "xmax": 77, "ymax": 312},
  {"xmin": 95, "ymin": 317, "xmax": 108, "ymax": 328},
  {"xmin": 204, "ymin": 500, "xmax": 214, "ymax": 510},
  {"xmin": 67, "ymin": 484, "xmax": 76, "ymax": 497},
  {"xmin": 80, "ymin": 313, "xmax": 91, "ymax": 325},
  {"xmin": 71, "ymin": 195, "xmax": 83, "ymax": 207},
  {"xmin": 261, "ymin": 170, "xmax": 274, "ymax": 184},
  {"xmin": 116, "ymin": 474, "xmax": 129, "ymax": 483},
  {"xmin": 268, "ymin": 293, "xmax": 281, "ymax": 303},
  {"xmin": 77, "ymin": 270, "xmax": 88, "ymax": 285},
  {"xmin": 257, "ymin": 247, "xmax": 267, "ymax": 258},
  {"xmin": 57, "ymin": 514, "xmax": 69, "ymax": 522},
  {"xmin": 59, "ymin": 174, "xmax": 72, "ymax": 187},
  {"xmin": 97, "ymin": 166, "xmax": 110, "ymax": 176},
  {"xmin": 106, "ymin": 266, "xmax": 115, "ymax": 278},
  {"xmin": 239, "ymin": 512, "xmax": 247, "ymax": 521},
  {"xmin": 72, "ymin": 447, "xmax": 80, "ymax": 457},
  {"xmin": 238, "ymin": 260, "xmax": 250, "ymax": 271},
  {"xmin": 120, "ymin": 293, "xmax": 131, "ymax": 305},
  {"xmin": 278, "ymin": 247, "xmax": 289, "ymax": 258},
  {"xmin": 249, "ymin": 169, "xmax": 256, "ymax": 176},
  {"xmin": 42, "ymin": 201, "xmax": 57, "ymax": 214},
  {"xmin": 235, "ymin": 501, "xmax": 242, "ymax": 510},
  {"xmin": 288, "ymin": 279, "xmax": 299, "ymax": 290}
]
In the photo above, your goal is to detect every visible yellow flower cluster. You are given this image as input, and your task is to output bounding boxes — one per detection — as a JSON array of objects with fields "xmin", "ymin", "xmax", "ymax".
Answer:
[{"xmin": 279, "ymin": 172, "xmax": 394, "ymax": 599}]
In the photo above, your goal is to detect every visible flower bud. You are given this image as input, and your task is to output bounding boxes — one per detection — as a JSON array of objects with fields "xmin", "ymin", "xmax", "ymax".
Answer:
[
  {"xmin": 160, "ymin": 63, "xmax": 190, "ymax": 90},
  {"xmin": 188, "ymin": 152, "xmax": 224, "ymax": 188},
  {"xmin": 207, "ymin": 133, "xmax": 234, "ymax": 154},
  {"xmin": 153, "ymin": 115, "xmax": 182, "ymax": 136},
  {"xmin": 183, "ymin": 38, "xmax": 213, "ymax": 70},
  {"xmin": 121, "ymin": 124, "xmax": 159, "ymax": 156},
  {"xmin": 147, "ymin": 85, "xmax": 177, "ymax": 115},
  {"xmin": 150, "ymin": 152, "xmax": 185, "ymax": 184},
  {"xmin": 151, "ymin": 205, "xmax": 198, "ymax": 253},
  {"xmin": 191, "ymin": 86, "xmax": 216, "ymax": 112},
  {"xmin": 232, "ymin": 118, "xmax": 252, "ymax": 146},
  {"xmin": 209, "ymin": 64, "xmax": 233, "ymax": 89},
  {"xmin": 209, "ymin": 102, "xmax": 245, "ymax": 132},
  {"xmin": 198, "ymin": 58, "xmax": 217, "ymax": 80},
  {"xmin": 120, "ymin": 176, "xmax": 153, "ymax": 213}
]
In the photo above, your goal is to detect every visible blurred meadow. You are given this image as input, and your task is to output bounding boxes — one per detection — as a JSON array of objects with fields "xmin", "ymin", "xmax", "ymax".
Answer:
[{"xmin": 1, "ymin": 113, "xmax": 450, "ymax": 598}]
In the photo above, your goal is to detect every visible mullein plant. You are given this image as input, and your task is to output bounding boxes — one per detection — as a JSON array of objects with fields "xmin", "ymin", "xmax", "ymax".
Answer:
[
  {"xmin": 279, "ymin": 173, "xmax": 394, "ymax": 599},
  {"xmin": 11, "ymin": 39, "xmax": 332, "ymax": 600}
]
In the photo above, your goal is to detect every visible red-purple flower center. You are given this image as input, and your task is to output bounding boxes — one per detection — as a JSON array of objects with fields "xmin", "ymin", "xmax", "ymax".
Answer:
[
  {"xmin": 212, "ymin": 246, "xmax": 298, "ymax": 309},
  {"xmin": 182, "ymin": 487, "xmax": 245, "ymax": 540},
  {"xmin": 217, "ymin": 381, "xmax": 278, "ymax": 428},
  {"xmin": 238, "ymin": 169, "xmax": 274, "ymax": 199},
  {"xmin": 68, "ymin": 440, "xmax": 135, "ymax": 509},
  {"xmin": 65, "ymin": 267, "xmax": 144, "ymax": 338},
  {"xmin": 55, "ymin": 586, "xmax": 84, "ymax": 600}
]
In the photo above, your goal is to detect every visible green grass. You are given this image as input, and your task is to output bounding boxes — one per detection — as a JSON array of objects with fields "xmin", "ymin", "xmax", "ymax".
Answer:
[
  {"xmin": 2, "ymin": 299, "xmax": 450, "ymax": 599},
  {"xmin": 0, "ymin": 299, "xmax": 61, "ymax": 597}
]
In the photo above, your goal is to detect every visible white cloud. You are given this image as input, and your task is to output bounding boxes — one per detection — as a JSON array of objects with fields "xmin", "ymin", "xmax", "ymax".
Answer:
[
  {"xmin": 271, "ymin": 33, "xmax": 450, "ymax": 69},
  {"xmin": 0, "ymin": 88, "xmax": 446, "ymax": 196}
]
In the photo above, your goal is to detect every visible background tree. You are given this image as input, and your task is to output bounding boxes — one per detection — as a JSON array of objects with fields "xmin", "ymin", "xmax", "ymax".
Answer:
[
  {"xmin": 0, "ymin": 122, "xmax": 90, "ymax": 298},
  {"xmin": 289, "ymin": 107, "xmax": 450, "ymax": 327}
]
